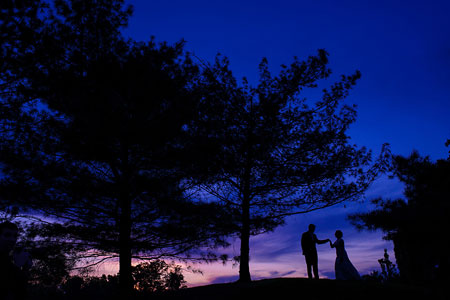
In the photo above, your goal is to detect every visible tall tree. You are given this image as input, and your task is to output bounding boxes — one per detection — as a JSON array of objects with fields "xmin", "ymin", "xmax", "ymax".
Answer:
[
  {"xmin": 349, "ymin": 150, "xmax": 450, "ymax": 282},
  {"xmin": 0, "ymin": 0, "xmax": 230, "ymax": 295},
  {"xmin": 192, "ymin": 53, "xmax": 390, "ymax": 282}
]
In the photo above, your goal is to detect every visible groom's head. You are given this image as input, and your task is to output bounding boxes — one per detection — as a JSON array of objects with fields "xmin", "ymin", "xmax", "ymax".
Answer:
[{"xmin": 308, "ymin": 224, "xmax": 316, "ymax": 233}]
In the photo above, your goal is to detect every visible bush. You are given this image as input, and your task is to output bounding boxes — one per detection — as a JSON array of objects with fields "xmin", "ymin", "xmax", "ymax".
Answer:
[
  {"xmin": 363, "ymin": 249, "xmax": 400, "ymax": 283},
  {"xmin": 131, "ymin": 260, "xmax": 187, "ymax": 292}
]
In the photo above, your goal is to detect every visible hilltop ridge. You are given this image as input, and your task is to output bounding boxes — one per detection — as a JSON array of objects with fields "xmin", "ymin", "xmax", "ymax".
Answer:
[{"xmin": 153, "ymin": 278, "xmax": 445, "ymax": 300}]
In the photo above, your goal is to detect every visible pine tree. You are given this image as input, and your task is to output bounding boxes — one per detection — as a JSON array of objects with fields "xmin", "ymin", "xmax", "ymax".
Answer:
[
  {"xmin": 192, "ymin": 52, "xmax": 390, "ymax": 282},
  {"xmin": 0, "ymin": 1, "xmax": 230, "ymax": 295}
]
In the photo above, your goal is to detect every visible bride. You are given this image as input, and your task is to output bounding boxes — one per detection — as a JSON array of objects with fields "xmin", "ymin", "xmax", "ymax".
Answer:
[{"xmin": 329, "ymin": 230, "xmax": 361, "ymax": 280}]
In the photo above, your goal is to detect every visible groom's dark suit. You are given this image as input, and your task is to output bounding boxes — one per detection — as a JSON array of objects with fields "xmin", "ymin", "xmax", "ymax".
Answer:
[{"xmin": 301, "ymin": 231, "xmax": 328, "ymax": 279}]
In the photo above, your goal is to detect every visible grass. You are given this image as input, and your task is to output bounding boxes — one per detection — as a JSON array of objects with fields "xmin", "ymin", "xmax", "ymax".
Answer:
[{"xmin": 151, "ymin": 278, "xmax": 447, "ymax": 300}]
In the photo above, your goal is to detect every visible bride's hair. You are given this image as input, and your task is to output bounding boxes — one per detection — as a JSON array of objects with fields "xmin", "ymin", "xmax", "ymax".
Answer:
[{"xmin": 335, "ymin": 230, "xmax": 343, "ymax": 238}]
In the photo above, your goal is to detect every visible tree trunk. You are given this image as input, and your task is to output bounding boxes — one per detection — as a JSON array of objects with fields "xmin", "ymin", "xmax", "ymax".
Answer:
[
  {"xmin": 118, "ymin": 143, "xmax": 133, "ymax": 297},
  {"xmin": 239, "ymin": 192, "xmax": 252, "ymax": 283},
  {"xmin": 119, "ymin": 192, "xmax": 132, "ymax": 297},
  {"xmin": 239, "ymin": 114, "xmax": 253, "ymax": 283}
]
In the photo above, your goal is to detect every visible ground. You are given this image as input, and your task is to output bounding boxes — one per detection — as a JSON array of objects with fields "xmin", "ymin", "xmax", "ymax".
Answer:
[{"xmin": 151, "ymin": 278, "xmax": 446, "ymax": 300}]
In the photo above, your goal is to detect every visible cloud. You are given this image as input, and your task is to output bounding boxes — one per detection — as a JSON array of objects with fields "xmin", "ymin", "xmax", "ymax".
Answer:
[
  {"xmin": 210, "ymin": 275, "xmax": 240, "ymax": 284},
  {"xmin": 269, "ymin": 270, "xmax": 296, "ymax": 277},
  {"xmin": 321, "ymin": 271, "xmax": 335, "ymax": 279}
]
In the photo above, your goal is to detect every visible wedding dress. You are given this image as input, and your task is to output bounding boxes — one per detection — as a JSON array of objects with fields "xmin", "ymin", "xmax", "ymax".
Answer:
[{"xmin": 332, "ymin": 238, "xmax": 361, "ymax": 280}]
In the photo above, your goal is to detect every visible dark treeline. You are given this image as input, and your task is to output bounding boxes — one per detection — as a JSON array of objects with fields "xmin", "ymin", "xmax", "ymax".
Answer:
[
  {"xmin": 349, "ymin": 150, "xmax": 450, "ymax": 284},
  {"xmin": 0, "ymin": 0, "xmax": 391, "ymax": 298}
]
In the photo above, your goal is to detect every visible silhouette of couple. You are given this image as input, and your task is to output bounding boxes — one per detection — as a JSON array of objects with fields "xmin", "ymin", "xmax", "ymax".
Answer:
[{"xmin": 301, "ymin": 224, "xmax": 360, "ymax": 280}]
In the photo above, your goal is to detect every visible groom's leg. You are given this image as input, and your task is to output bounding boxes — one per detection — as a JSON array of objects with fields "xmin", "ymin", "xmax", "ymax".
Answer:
[
  {"xmin": 310, "ymin": 252, "xmax": 319, "ymax": 279},
  {"xmin": 305, "ymin": 255, "xmax": 314, "ymax": 279},
  {"xmin": 306, "ymin": 261, "xmax": 313, "ymax": 279},
  {"xmin": 313, "ymin": 263, "xmax": 319, "ymax": 279}
]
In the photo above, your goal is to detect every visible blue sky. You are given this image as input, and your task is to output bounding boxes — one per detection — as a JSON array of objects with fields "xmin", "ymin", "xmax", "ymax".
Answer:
[{"xmin": 118, "ymin": 0, "xmax": 450, "ymax": 285}]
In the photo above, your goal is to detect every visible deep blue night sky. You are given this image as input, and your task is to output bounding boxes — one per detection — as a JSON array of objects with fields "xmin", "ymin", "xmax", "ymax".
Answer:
[{"xmin": 112, "ymin": 0, "xmax": 450, "ymax": 285}]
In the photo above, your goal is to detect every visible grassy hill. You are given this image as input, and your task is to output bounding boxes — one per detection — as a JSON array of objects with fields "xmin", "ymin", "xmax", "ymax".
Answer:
[{"xmin": 151, "ymin": 278, "xmax": 446, "ymax": 300}]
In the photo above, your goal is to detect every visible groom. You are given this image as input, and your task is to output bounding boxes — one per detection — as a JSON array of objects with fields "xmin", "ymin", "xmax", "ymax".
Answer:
[{"xmin": 301, "ymin": 224, "xmax": 330, "ymax": 279}]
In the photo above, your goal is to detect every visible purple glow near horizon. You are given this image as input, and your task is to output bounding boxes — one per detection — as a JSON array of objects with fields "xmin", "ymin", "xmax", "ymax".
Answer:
[
  {"xmin": 91, "ymin": 176, "xmax": 404, "ymax": 286},
  {"xmin": 183, "ymin": 176, "xmax": 403, "ymax": 285}
]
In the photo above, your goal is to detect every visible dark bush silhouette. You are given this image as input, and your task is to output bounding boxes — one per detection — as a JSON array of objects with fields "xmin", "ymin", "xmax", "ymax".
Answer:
[
  {"xmin": 131, "ymin": 260, "xmax": 186, "ymax": 292},
  {"xmin": 27, "ymin": 245, "xmax": 73, "ymax": 287},
  {"xmin": 363, "ymin": 249, "xmax": 400, "ymax": 283},
  {"xmin": 57, "ymin": 260, "xmax": 185, "ymax": 298}
]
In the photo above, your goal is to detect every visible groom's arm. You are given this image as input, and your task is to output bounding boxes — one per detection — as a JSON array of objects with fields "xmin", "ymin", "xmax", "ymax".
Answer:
[
  {"xmin": 317, "ymin": 239, "xmax": 329, "ymax": 244},
  {"xmin": 314, "ymin": 235, "xmax": 330, "ymax": 244}
]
